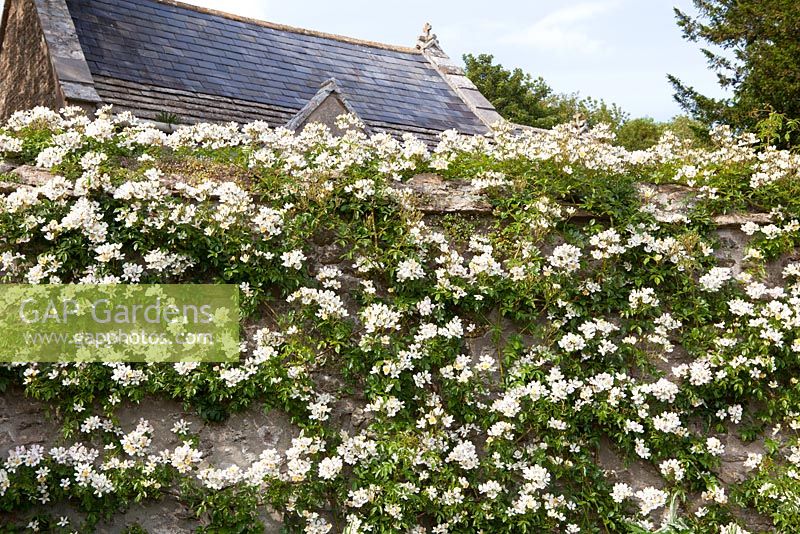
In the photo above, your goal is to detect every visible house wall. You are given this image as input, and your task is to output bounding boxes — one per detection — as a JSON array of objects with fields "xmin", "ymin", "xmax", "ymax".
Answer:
[{"xmin": 0, "ymin": 0, "xmax": 62, "ymax": 119}]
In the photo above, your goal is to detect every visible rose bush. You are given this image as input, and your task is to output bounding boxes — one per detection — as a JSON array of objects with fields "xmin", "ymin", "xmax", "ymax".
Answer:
[{"xmin": 0, "ymin": 106, "xmax": 798, "ymax": 532}]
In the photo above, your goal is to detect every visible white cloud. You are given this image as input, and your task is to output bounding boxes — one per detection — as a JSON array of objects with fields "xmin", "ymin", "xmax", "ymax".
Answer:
[{"xmin": 500, "ymin": 1, "xmax": 620, "ymax": 56}]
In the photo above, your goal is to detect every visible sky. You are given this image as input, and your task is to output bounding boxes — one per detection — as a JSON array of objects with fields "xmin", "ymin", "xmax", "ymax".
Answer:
[
  {"xmin": 3, "ymin": 0, "xmax": 728, "ymax": 121},
  {"xmin": 177, "ymin": 0, "xmax": 728, "ymax": 121}
]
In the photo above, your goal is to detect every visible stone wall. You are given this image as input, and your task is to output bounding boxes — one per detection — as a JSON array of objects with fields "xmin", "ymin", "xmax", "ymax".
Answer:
[
  {"xmin": 0, "ymin": 163, "xmax": 779, "ymax": 532},
  {"xmin": 0, "ymin": 0, "xmax": 62, "ymax": 119}
]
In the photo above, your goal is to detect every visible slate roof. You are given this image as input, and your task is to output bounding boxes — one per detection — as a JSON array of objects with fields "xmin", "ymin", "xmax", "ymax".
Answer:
[{"xmin": 62, "ymin": 0, "xmax": 491, "ymax": 137}]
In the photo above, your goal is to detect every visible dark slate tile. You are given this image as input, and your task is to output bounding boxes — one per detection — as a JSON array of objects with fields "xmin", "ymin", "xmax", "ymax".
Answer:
[{"xmin": 65, "ymin": 0, "xmax": 488, "ymax": 133}]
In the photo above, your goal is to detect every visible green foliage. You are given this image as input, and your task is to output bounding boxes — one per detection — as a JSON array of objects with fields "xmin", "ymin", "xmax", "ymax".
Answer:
[
  {"xmin": 155, "ymin": 111, "xmax": 180, "ymax": 128},
  {"xmin": 614, "ymin": 116, "xmax": 710, "ymax": 151},
  {"xmin": 616, "ymin": 118, "xmax": 666, "ymax": 151},
  {"xmin": 462, "ymin": 53, "xmax": 710, "ymax": 151},
  {"xmin": 669, "ymin": 0, "xmax": 800, "ymax": 146},
  {"xmin": 463, "ymin": 53, "xmax": 561, "ymax": 129},
  {"xmin": 188, "ymin": 485, "xmax": 265, "ymax": 533},
  {"xmin": 3, "ymin": 108, "xmax": 800, "ymax": 532},
  {"xmin": 463, "ymin": 53, "xmax": 630, "ymax": 131},
  {"xmin": 736, "ymin": 438, "xmax": 800, "ymax": 531},
  {"xmin": 547, "ymin": 93, "xmax": 628, "ymax": 131},
  {"xmin": 756, "ymin": 112, "xmax": 800, "ymax": 149}
]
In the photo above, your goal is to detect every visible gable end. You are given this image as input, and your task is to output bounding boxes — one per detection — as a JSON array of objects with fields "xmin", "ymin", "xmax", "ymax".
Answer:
[
  {"xmin": 287, "ymin": 78, "xmax": 367, "ymax": 134},
  {"xmin": 0, "ymin": 0, "xmax": 101, "ymax": 119},
  {"xmin": 0, "ymin": 0, "xmax": 61, "ymax": 119}
]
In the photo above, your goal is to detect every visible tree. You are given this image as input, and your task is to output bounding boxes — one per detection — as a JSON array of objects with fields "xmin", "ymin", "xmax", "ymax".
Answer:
[
  {"xmin": 463, "ymin": 54, "xmax": 562, "ymax": 129},
  {"xmin": 614, "ymin": 116, "xmax": 708, "ymax": 151},
  {"xmin": 663, "ymin": 115, "xmax": 711, "ymax": 146},
  {"xmin": 463, "ymin": 54, "xmax": 628, "ymax": 130},
  {"xmin": 547, "ymin": 93, "xmax": 628, "ymax": 131},
  {"xmin": 668, "ymin": 0, "xmax": 800, "ymax": 144},
  {"xmin": 615, "ymin": 118, "xmax": 664, "ymax": 151},
  {"xmin": 461, "ymin": 54, "xmax": 709, "ymax": 150}
]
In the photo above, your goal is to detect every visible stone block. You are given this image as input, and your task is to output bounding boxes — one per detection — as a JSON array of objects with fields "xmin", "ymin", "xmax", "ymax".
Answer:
[
  {"xmin": 0, "ymin": 161, "xmax": 19, "ymax": 173},
  {"xmin": 391, "ymin": 173, "xmax": 492, "ymax": 213},
  {"xmin": 12, "ymin": 165, "xmax": 56, "ymax": 186}
]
